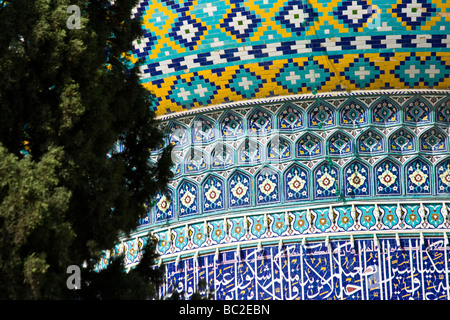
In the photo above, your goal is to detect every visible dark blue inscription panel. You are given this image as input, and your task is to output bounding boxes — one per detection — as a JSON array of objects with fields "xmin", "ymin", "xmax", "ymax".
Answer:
[{"xmin": 161, "ymin": 237, "xmax": 450, "ymax": 300}]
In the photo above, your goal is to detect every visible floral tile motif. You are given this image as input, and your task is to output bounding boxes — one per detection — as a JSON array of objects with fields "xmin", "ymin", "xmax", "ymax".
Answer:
[
  {"xmin": 156, "ymin": 230, "xmax": 171, "ymax": 254},
  {"xmin": 211, "ymin": 143, "xmax": 235, "ymax": 169},
  {"xmin": 436, "ymin": 100, "xmax": 450, "ymax": 124},
  {"xmin": 237, "ymin": 138, "xmax": 263, "ymax": 164},
  {"xmin": 191, "ymin": 115, "xmax": 216, "ymax": 144},
  {"xmin": 403, "ymin": 204, "xmax": 423, "ymax": 228},
  {"xmin": 405, "ymin": 158, "xmax": 431, "ymax": 195},
  {"xmin": 427, "ymin": 204, "xmax": 445, "ymax": 228},
  {"xmin": 185, "ymin": 148, "xmax": 208, "ymax": 173},
  {"xmin": 154, "ymin": 190, "xmax": 174, "ymax": 222},
  {"xmin": 375, "ymin": 159, "xmax": 402, "ymax": 196},
  {"xmin": 247, "ymin": 107, "xmax": 273, "ymax": 135},
  {"xmin": 420, "ymin": 128, "xmax": 447, "ymax": 152},
  {"xmin": 404, "ymin": 97, "xmax": 431, "ymax": 124},
  {"xmin": 291, "ymin": 210, "xmax": 309, "ymax": 234},
  {"xmin": 191, "ymin": 222, "xmax": 207, "ymax": 248},
  {"xmin": 168, "ymin": 121, "xmax": 189, "ymax": 148},
  {"xmin": 228, "ymin": 170, "xmax": 252, "ymax": 208},
  {"xmin": 344, "ymin": 161, "xmax": 370, "ymax": 197},
  {"xmin": 249, "ymin": 215, "xmax": 267, "ymax": 239},
  {"xmin": 210, "ymin": 220, "xmax": 226, "ymax": 244},
  {"xmin": 178, "ymin": 180, "xmax": 199, "ymax": 216},
  {"xmin": 380, "ymin": 204, "xmax": 401, "ymax": 229},
  {"xmin": 229, "ymin": 217, "xmax": 247, "ymax": 241},
  {"xmin": 436, "ymin": 159, "xmax": 450, "ymax": 194},
  {"xmin": 358, "ymin": 205, "xmax": 377, "ymax": 230},
  {"xmin": 202, "ymin": 175, "xmax": 225, "ymax": 213},
  {"xmin": 284, "ymin": 163, "xmax": 309, "ymax": 202},
  {"xmin": 256, "ymin": 167, "xmax": 280, "ymax": 205},
  {"xmin": 313, "ymin": 208, "xmax": 333, "ymax": 232},
  {"xmin": 315, "ymin": 163, "xmax": 339, "ymax": 199},
  {"xmin": 271, "ymin": 212, "xmax": 289, "ymax": 236},
  {"xmin": 173, "ymin": 225, "xmax": 189, "ymax": 251},
  {"xmin": 334, "ymin": 206, "xmax": 355, "ymax": 231}
]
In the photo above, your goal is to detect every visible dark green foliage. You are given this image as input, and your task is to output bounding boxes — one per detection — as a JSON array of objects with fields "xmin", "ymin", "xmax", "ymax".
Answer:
[
  {"xmin": 0, "ymin": 0, "xmax": 173, "ymax": 299},
  {"xmin": 78, "ymin": 237, "xmax": 165, "ymax": 300}
]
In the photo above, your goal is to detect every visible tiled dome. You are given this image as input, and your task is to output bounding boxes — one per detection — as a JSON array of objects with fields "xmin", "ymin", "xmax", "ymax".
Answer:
[{"xmin": 108, "ymin": 0, "xmax": 450, "ymax": 300}]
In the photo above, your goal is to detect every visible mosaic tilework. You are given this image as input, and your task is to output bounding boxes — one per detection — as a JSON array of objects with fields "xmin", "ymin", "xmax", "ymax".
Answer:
[
  {"xmin": 130, "ymin": 0, "xmax": 450, "ymax": 115},
  {"xmin": 126, "ymin": 201, "xmax": 450, "ymax": 261},
  {"xmin": 144, "ymin": 92, "xmax": 449, "ymax": 225}
]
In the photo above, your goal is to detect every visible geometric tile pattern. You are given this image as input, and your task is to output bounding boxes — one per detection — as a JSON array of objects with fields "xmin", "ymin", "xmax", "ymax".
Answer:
[{"xmin": 130, "ymin": 0, "xmax": 450, "ymax": 115}]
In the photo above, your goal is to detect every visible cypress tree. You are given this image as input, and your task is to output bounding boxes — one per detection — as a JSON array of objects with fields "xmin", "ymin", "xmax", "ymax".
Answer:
[{"xmin": 0, "ymin": 0, "xmax": 172, "ymax": 299}]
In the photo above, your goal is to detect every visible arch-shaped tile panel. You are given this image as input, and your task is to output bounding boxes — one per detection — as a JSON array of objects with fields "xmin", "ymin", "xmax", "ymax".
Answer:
[
  {"xmin": 327, "ymin": 130, "xmax": 353, "ymax": 156},
  {"xmin": 356, "ymin": 128, "xmax": 385, "ymax": 154},
  {"xmin": 296, "ymin": 132, "xmax": 323, "ymax": 158},
  {"xmin": 228, "ymin": 169, "xmax": 252, "ymax": 209},
  {"xmin": 339, "ymin": 100, "xmax": 368, "ymax": 127},
  {"xmin": 277, "ymin": 103, "xmax": 305, "ymax": 131},
  {"xmin": 436, "ymin": 158, "xmax": 450, "ymax": 195},
  {"xmin": 237, "ymin": 138, "xmax": 264, "ymax": 165},
  {"xmin": 267, "ymin": 135, "xmax": 292, "ymax": 162},
  {"xmin": 211, "ymin": 142, "xmax": 235, "ymax": 169},
  {"xmin": 374, "ymin": 157, "xmax": 403, "ymax": 197},
  {"xmin": 404, "ymin": 157, "xmax": 432, "ymax": 195},
  {"xmin": 191, "ymin": 115, "xmax": 217, "ymax": 144},
  {"xmin": 314, "ymin": 161, "xmax": 340, "ymax": 200},
  {"xmin": 219, "ymin": 110, "xmax": 245, "ymax": 139},
  {"xmin": 177, "ymin": 179, "xmax": 200, "ymax": 217},
  {"xmin": 255, "ymin": 166, "xmax": 281, "ymax": 206},
  {"xmin": 419, "ymin": 127, "xmax": 448, "ymax": 152},
  {"xmin": 371, "ymin": 97, "xmax": 400, "ymax": 125},
  {"xmin": 247, "ymin": 107, "xmax": 273, "ymax": 136},
  {"xmin": 308, "ymin": 102, "xmax": 335, "ymax": 129},
  {"xmin": 344, "ymin": 159, "xmax": 371, "ymax": 197},
  {"xmin": 153, "ymin": 188, "xmax": 175, "ymax": 223},
  {"xmin": 284, "ymin": 162, "xmax": 310, "ymax": 202},
  {"xmin": 403, "ymin": 96, "xmax": 432, "ymax": 124},
  {"xmin": 201, "ymin": 174, "xmax": 225, "ymax": 213},
  {"xmin": 184, "ymin": 148, "xmax": 208, "ymax": 173},
  {"xmin": 388, "ymin": 127, "xmax": 416, "ymax": 154}
]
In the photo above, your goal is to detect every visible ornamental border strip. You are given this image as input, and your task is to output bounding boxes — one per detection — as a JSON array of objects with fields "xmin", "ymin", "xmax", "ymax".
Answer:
[
  {"xmin": 156, "ymin": 89, "xmax": 450, "ymax": 121},
  {"xmin": 110, "ymin": 200, "xmax": 450, "ymax": 269}
]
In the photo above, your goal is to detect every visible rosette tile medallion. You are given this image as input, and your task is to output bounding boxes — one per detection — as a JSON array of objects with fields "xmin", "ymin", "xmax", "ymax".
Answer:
[{"xmin": 104, "ymin": 0, "xmax": 450, "ymax": 300}]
